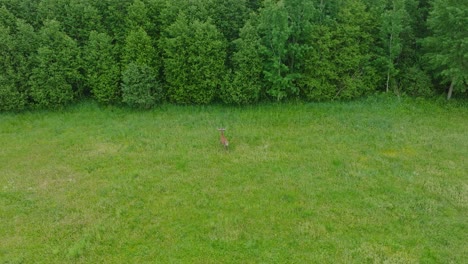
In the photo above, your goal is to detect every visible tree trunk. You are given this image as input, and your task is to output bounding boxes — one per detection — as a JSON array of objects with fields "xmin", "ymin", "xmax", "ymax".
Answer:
[
  {"xmin": 386, "ymin": 33, "xmax": 393, "ymax": 93},
  {"xmin": 447, "ymin": 79, "xmax": 454, "ymax": 100},
  {"xmin": 386, "ymin": 70, "xmax": 390, "ymax": 93}
]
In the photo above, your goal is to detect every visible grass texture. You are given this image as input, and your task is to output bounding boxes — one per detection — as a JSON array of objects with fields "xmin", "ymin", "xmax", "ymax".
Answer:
[{"xmin": 1, "ymin": 96, "xmax": 467, "ymax": 263}]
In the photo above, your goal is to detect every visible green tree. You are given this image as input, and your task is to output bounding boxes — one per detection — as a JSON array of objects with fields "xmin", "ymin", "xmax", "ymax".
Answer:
[
  {"xmin": 0, "ymin": 4, "xmax": 16, "ymax": 28},
  {"xmin": 284, "ymin": 0, "xmax": 316, "ymax": 81},
  {"xmin": 121, "ymin": 63, "xmax": 161, "ymax": 109},
  {"xmin": 37, "ymin": 0, "xmax": 102, "ymax": 46},
  {"xmin": 397, "ymin": 0, "xmax": 434, "ymax": 96},
  {"xmin": 94, "ymin": 0, "xmax": 130, "ymax": 45},
  {"xmin": 0, "ymin": 25, "xmax": 25, "ymax": 111},
  {"xmin": 315, "ymin": 0, "xmax": 342, "ymax": 24},
  {"xmin": 209, "ymin": 0, "xmax": 248, "ymax": 43},
  {"xmin": 126, "ymin": 0, "xmax": 150, "ymax": 31},
  {"xmin": 162, "ymin": 13, "xmax": 226, "ymax": 104},
  {"xmin": 0, "ymin": 7, "xmax": 37, "ymax": 110},
  {"xmin": 221, "ymin": 20, "xmax": 264, "ymax": 104},
  {"xmin": 378, "ymin": 0, "xmax": 411, "ymax": 93},
  {"xmin": 209, "ymin": 0, "xmax": 248, "ymax": 68},
  {"xmin": 424, "ymin": 0, "xmax": 468, "ymax": 99},
  {"xmin": 84, "ymin": 31, "xmax": 120, "ymax": 104},
  {"xmin": 122, "ymin": 27, "xmax": 156, "ymax": 67},
  {"xmin": 258, "ymin": 0, "xmax": 294, "ymax": 101},
  {"xmin": 28, "ymin": 20, "xmax": 80, "ymax": 108},
  {"xmin": 300, "ymin": 24, "xmax": 336, "ymax": 100},
  {"xmin": 246, "ymin": 0, "xmax": 262, "ymax": 11},
  {"xmin": 331, "ymin": 0, "xmax": 377, "ymax": 99},
  {"xmin": 0, "ymin": 0, "xmax": 41, "ymax": 27},
  {"xmin": 121, "ymin": 27, "xmax": 161, "ymax": 108},
  {"xmin": 159, "ymin": 0, "xmax": 211, "ymax": 29},
  {"xmin": 301, "ymin": 0, "xmax": 376, "ymax": 101}
]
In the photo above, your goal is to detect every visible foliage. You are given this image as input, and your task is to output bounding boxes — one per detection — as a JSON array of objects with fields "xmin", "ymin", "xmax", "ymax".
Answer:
[
  {"xmin": 122, "ymin": 27, "xmax": 156, "ymax": 67},
  {"xmin": 162, "ymin": 13, "xmax": 226, "ymax": 104},
  {"xmin": 399, "ymin": 66, "xmax": 434, "ymax": 96},
  {"xmin": 301, "ymin": 0, "xmax": 377, "ymax": 101},
  {"xmin": 424, "ymin": 0, "xmax": 468, "ymax": 99},
  {"xmin": 377, "ymin": 0, "xmax": 411, "ymax": 92},
  {"xmin": 84, "ymin": 31, "xmax": 120, "ymax": 104},
  {"xmin": 284, "ymin": 0, "xmax": 316, "ymax": 82},
  {"xmin": 121, "ymin": 62, "xmax": 161, "ymax": 109},
  {"xmin": 37, "ymin": 0, "xmax": 102, "ymax": 46},
  {"xmin": 210, "ymin": 0, "xmax": 248, "ymax": 44},
  {"xmin": 300, "ymin": 24, "xmax": 339, "ymax": 101},
  {"xmin": 93, "ymin": 0, "xmax": 129, "ymax": 44},
  {"xmin": 126, "ymin": 0, "xmax": 151, "ymax": 32},
  {"xmin": 0, "ymin": 80, "xmax": 25, "ymax": 111},
  {"xmin": 257, "ymin": 0, "xmax": 295, "ymax": 101},
  {"xmin": 220, "ymin": 20, "xmax": 263, "ymax": 104},
  {"xmin": 28, "ymin": 20, "xmax": 81, "ymax": 108},
  {"xmin": 0, "ymin": 0, "xmax": 467, "ymax": 111},
  {"xmin": 0, "ymin": 7, "xmax": 37, "ymax": 111},
  {"xmin": 120, "ymin": 27, "xmax": 161, "ymax": 108}
]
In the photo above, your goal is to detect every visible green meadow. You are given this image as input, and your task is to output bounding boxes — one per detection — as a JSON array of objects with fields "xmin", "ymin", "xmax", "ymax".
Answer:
[{"xmin": 1, "ymin": 96, "xmax": 467, "ymax": 263}]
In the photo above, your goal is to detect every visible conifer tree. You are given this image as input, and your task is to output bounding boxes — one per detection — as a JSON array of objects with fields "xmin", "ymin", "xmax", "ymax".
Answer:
[
  {"xmin": 301, "ymin": 0, "xmax": 376, "ymax": 101},
  {"xmin": 29, "ymin": 20, "xmax": 80, "ymax": 108},
  {"xmin": 221, "ymin": 20, "xmax": 263, "ymax": 104},
  {"xmin": 121, "ymin": 27, "xmax": 162, "ymax": 108},
  {"xmin": 0, "ymin": 25, "xmax": 24, "ymax": 111},
  {"xmin": 284, "ymin": 0, "xmax": 316, "ymax": 82},
  {"xmin": 162, "ymin": 13, "xmax": 226, "ymax": 104},
  {"xmin": 84, "ymin": 31, "xmax": 120, "ymax": 104},
  {"xmin": 37, "ymin": 0, "xmax": 102, "ymax": 46},
  {"xmin": 0, "ymin": 7, "xmax": 37, "ymax": 110}
]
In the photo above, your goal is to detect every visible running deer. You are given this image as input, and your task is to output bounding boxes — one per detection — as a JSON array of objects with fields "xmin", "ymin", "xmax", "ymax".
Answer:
[{"xmin": 217, "ymin": 128, "xmax": 229, "ymax": 150}]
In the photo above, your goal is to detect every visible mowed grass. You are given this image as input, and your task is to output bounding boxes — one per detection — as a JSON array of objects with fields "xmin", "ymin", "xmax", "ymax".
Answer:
[{"xmin": 1, "ymin": 96, "xmax": 467, "ymax": 263}]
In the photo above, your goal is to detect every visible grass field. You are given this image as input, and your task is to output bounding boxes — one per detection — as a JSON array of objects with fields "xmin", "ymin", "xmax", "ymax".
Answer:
[{"xmin": 1, "ymin": 96, "xmax": 467, "ymax": 263}]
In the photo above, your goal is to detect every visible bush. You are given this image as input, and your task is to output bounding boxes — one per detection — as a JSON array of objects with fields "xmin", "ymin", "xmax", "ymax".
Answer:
[
  {"xmin": 121, "ymin": 63, "xmax": 162, "ymax": 109},
  {"xmin": 0, "ymin": 83, "xmax": 26, "ymax": 111},
  {"xmin": 399, "ymin": 66, "xmax": 434, "ymax": 97}
]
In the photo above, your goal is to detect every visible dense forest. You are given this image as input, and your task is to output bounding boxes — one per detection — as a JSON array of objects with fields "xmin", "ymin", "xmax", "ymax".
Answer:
[{"xmin": 0, "ymin": 0, "xmax": 467, "ymax": 110}]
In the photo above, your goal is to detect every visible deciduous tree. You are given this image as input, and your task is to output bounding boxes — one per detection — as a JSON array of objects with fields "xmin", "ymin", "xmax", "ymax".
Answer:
[
  {"xmin": 258, "ymin": 0, "xmax": 294, "ymax": 101},
  {"xmin": 378, "ymin": 0, "xmax": 410, "ymax": 93},
  {"xmin": 424, "ymin": 0, "xmax": 468, "ymax": 99}
]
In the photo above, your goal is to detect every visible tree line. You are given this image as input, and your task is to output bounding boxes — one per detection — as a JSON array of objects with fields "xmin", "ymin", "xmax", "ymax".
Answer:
[{"xmin": 0, "ymin": 0, "xmax": 466, "ymax": 110}]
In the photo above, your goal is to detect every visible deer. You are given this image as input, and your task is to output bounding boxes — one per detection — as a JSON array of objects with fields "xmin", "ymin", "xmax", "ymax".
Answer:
[{"xmin": 217, "ymin": 128, "xmax": 229, "ymax": 150}]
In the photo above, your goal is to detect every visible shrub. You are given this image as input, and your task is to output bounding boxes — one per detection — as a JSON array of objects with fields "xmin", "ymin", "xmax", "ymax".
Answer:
[
  {"xmin": 399, "ymin": 66, "xmax": 434, "ymax": 97},
  {"xmin": 121, "ymin": 63, "xmax": 162, "ymax": 109},
  {"xmin": 0, "ymin": 83, "xmax": 26, "ymax": 111}
]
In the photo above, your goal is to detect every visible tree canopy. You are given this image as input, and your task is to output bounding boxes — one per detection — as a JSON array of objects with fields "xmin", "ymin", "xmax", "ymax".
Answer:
[{"xmin": 0, "ymin": 0, "xmax": 466, "ymax": 110}]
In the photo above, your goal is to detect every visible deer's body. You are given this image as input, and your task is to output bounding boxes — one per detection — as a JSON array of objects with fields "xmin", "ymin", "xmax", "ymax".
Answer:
[{"xmin": 218, "ymin": 128, "xmax": 229, "ymax": 149}]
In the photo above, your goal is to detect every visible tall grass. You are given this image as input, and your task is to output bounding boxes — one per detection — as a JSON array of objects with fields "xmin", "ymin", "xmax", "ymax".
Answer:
[{"xmin": 1, "ymin": 96, "xmax": 467, "ymax": 263}]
